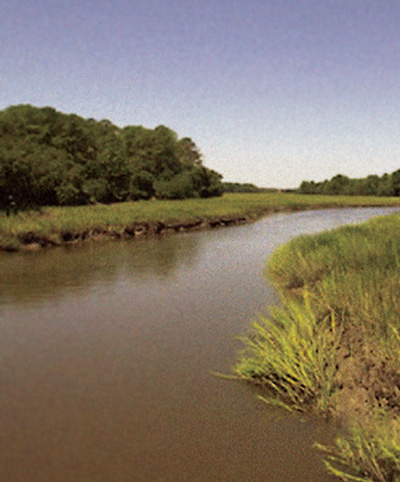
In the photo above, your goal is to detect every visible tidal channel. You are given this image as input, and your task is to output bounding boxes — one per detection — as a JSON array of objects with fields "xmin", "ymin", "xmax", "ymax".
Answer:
[{"xmin": 1, "ymin": 207, "xmax": 398, "ymax": 481}]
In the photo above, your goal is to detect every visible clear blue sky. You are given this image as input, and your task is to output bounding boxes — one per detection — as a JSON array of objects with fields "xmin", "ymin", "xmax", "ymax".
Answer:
[{"xmin": 1, "ymin": 0, "xmax": 400, "ymax": 188}]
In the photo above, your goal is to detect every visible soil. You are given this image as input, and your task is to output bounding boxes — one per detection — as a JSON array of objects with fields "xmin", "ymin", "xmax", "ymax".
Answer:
[
  {"xmin": 4, "ymin": 215, "xmax": 250, "ymax": 252},
  {"xmin": 332, "ymin": 322, "xmax": 400, "ymax": 424}
]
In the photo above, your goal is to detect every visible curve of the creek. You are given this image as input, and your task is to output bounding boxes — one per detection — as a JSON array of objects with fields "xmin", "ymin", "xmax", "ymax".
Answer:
[{"xmin": 1, "ymin": 207, "xmax": 399, "ymax": 482}]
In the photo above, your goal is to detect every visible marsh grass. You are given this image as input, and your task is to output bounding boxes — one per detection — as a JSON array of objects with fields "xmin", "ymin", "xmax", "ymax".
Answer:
[
  {"xmin": 235, "ymin": 212, "xmax": 400, "ymax": 481},
  {"xmin": 316, "ymin": 415, "xmax": 400, "ymax": 482},
  {"xmin": 2, "ymin": 192, "xmax": 400, "ymax": 250},
  {"xmin": 267, "ymin": 213, "xmax": 400, "ymax": 346},
  {"xmin": 234, "ymin": 296, "xmax": 340, "ymax": 414}
]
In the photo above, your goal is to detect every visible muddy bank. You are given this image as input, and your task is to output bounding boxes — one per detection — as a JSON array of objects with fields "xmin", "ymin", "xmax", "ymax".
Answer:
[
  {"xmin": 6, "ymin": 215, "xmax": 250, "ymax": 252},
  {"xmin": 333, "ymin": 322, "xmax": 400, "ymax": 422},
  {"xmin": 4, "ymin": 192, "xmax": 400, "ymax": 253},
  {"xmin": 2, "ymin": 203, "xmax": 316, "ymax": 252}
]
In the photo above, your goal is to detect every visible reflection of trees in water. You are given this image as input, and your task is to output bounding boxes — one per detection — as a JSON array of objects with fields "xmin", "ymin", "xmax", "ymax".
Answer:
[
  {"xmin": 125, "ymin": 235, "xmax": 198, "ymax": 278},
  {"xmin": 0, "ymin": 235, "xmax": 199, "ymax": 305}
]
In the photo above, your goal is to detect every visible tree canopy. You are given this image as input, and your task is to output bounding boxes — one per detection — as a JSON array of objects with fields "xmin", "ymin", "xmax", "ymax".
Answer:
[
  {"xmin": 298, "ymin": 171, "xmax": 400, "ymax": 197},
  {"xmin": 222, "ymin": 182, "xmax": 272, "ymax": 193},
  {"xmin": 0, "ymin": 104, "xmax": 223, "ymax": 208}
]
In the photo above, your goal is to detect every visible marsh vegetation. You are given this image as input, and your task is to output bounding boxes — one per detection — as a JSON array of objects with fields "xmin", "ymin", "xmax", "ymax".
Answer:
[
  {"xmin": 235, "ymin": 213, "xmax": 400, "ymax": 481},
  {"xmin": 2, "ymin": 192, "xmax": 400, "ymax": 251}
]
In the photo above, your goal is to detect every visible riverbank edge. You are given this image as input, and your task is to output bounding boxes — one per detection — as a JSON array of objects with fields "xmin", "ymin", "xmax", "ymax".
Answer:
[
  {"xmin": 1, "ymin": 212, "xmax": 253, "ymax": 252},
  {"xmin": 234, "ymin": 212, "xmax": 400, "ymax": 481},
  {"xmin": 2, "ymin": 193, "xmax": 400, "ymax": 252}
]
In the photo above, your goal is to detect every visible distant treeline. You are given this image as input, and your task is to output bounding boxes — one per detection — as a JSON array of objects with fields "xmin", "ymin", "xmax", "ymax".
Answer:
[
  {"xmin": 222, "ymin": 182, "xmax": 274, "ymax": 193},
  {"xmin": 0, "ymin": 105, "xmax": 224, "ymax": 208},
  {"xmin": 298, "ymin": 171, "xmax": 400, "ymax": 196}
]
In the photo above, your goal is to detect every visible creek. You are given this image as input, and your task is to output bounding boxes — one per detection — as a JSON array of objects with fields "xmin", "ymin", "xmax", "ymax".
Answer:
[{"xmin": 1, "ymin": 207, "xmax": 398, "ymax": 481}]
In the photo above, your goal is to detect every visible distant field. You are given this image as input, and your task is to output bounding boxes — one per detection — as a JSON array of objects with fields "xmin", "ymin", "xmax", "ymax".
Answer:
[{"xmin": 1, "ymin": 192, "xmax": 400, "ymax": 251}]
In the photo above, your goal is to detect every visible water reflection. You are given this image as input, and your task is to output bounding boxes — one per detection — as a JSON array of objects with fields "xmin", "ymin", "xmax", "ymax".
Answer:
[{"xmin": 0, "ymin": 234, "xmax": 199, "ymax": 306}]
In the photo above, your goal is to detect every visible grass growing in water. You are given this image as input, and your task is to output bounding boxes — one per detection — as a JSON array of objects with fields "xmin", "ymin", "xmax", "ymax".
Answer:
[
  {"xmin": 234, "ymin": 296, "xmax": 340, "ymax": 414},
  {"xmin": 2, "ymin": 192, "xmax": 400, "ymax": 251},
  {"xmin": 316, "ymin": 414, "xmax": 400, "ymax": 482},
  {"xmin": 234, "ymin": 212, "xmax": 400, "ymax": 481}
]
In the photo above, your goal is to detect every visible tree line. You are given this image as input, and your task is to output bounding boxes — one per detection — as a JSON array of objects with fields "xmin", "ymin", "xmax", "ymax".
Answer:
[
  {"xmin": 222, "ymin": 182, "xmax": 272, "ymax": 193},
  {"xmin": 298, "ymin": 171, "xmax": 400, "ymax": 197},
  {"xmin": 0, "ymin": 104, "xmax": 224, "ymax": 208}
]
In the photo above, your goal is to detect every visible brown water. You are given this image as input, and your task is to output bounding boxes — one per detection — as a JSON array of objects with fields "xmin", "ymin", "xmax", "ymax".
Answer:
[{"xmin": 1, "ymin": 207, "xmax": 398, "ymax": 482}]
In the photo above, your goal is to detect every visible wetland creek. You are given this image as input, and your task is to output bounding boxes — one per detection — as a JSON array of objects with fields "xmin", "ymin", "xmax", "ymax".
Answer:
[{"xmin": 1, "ymin": 207, "xmax": 399, "ymax": 482}]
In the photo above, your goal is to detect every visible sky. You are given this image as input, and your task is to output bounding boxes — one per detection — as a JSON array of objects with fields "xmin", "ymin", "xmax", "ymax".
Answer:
[{"xmin": 1, "ymin": 0, "xmax": 400, "ymax": 188}]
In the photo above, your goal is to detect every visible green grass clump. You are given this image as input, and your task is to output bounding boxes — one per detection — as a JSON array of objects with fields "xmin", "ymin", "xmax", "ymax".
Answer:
[
  {"xmin": 317, "ymin": 416, "xmax": 400, "ymax": 482},
  {"xmin": 234, "ymin": 296, "xmax": 340, "ymax": 414}
]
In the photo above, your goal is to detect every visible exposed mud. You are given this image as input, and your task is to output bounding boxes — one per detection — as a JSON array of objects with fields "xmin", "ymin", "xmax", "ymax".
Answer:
[
  {"xmin": 6, "ymin": 215, "xmax": 250, "ymax": 252},
  {"xmin": 333, "ymin": 323, "xmax": 400, "ymax": 424}
]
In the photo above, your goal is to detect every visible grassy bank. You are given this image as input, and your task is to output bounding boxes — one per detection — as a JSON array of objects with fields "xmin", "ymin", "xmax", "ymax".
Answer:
[
  {"xmin": 2, "ymin": 192, "xmax": 400, "ymax": 252},
  {"xmin": 234, "ymin": 212, "xmax": 400, "ymax": 481}
]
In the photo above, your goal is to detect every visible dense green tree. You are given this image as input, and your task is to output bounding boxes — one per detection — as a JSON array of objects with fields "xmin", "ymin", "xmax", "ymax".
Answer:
[
  {"xmin": 391, "ymin": 170, "xmax": 400, "ymax": 196},
  {"xmin": 377, "ymin": 173, "xmax": 395, "ymax": 196},
  {"xmin": 298, "ymin": 170, "xmax": 400, "ymax": 197},
  {"xmin": 129, "ymin": 171, "xmax": 155, "ymax": 200},
  {"xmin": 327, "ymin": 174, "xmax": 351, "ymax": 194},
  {"xmin": 298, "ymin": 180, "xmax": 317, "ymax": 194},
  {"xmin": 122, "ymin": 124, "xmax": 181, "ymax": 177},
  {"xmin": 154, "ymin": 171, "xmax": 197, "ymax": 200},
  {"xmin": 0, "ymin": 104, "xmax": 223, "ymax": 208},
  {"xmin": 192, "ymin": 166, "xmax": 224, "ymax": 198},
  {"xmin": 222, "ymin": 182, "xmax": 269, "ymax": 193}
]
